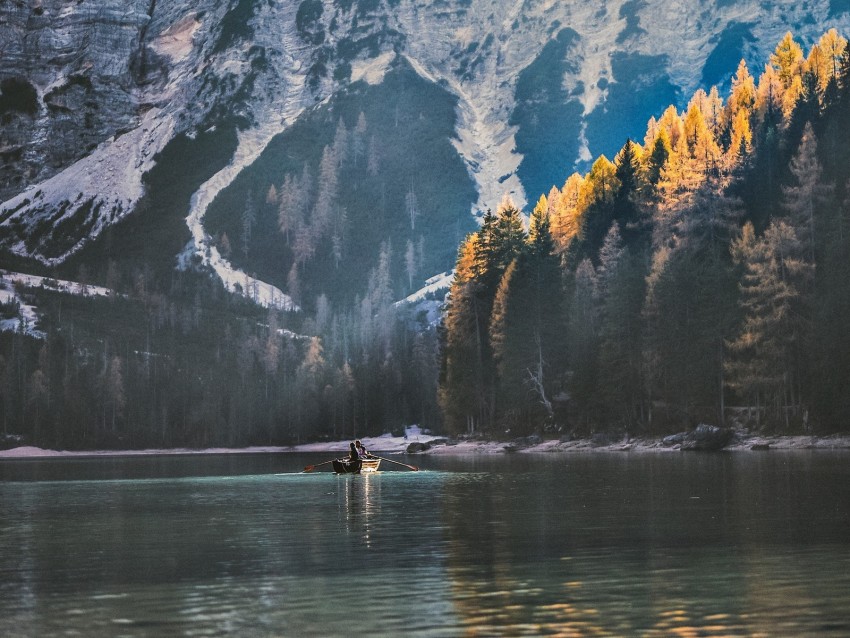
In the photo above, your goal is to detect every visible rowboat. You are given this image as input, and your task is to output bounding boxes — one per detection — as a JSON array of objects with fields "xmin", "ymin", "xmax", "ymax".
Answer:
[{"xmin": 332, "ymin": 457, "xmax": 381, "ymax": 474}]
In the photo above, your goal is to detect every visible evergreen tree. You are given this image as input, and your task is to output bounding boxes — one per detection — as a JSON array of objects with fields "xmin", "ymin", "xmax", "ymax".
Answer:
[
  {"xmin": 728, "ymin": 60, "xmax": 757, "ymax": 116},
  {"xmin": 782, "ymin": 123, "xmax": 835, "ymax": 264},
  {"xmin": 567, "ymin": 259, "xmax": 599, "ymax": 430},
  {"xmin": 770, "ymin": 32, "xmax": 805, "ymax": 88},
  {"xmin": 726, "ymin": 107, "xmax": 753, "ymax": 168},
  {"xmin": 683, "ymin": 99, "xmax": 721, "ymax": 174},
  {"xmin": 595, "ymin": 224, "xmax": 646, "ymax": 432},
  {"xmin": 550, "ymin": 173, "xmax": 584, "ymax": 252},
  {"xmin": 644, "ymin": 181, "xmax": 741, "ymax": 427},
  {"xmin": 644, "ymin": 129, "xmax": 671, "ymax": 191},
  {"xmin": 578, "ymin": 156, "xmax": 620, "ymax": 255},
  {"xmin": 439, "ymin": 234, "xmax": 487, "ymax": 434},
  {"xmin": 726, "ymin": 221, "xmax": 813, "ymax": 429},
  {"xmin": 489, "ymin": 203, "xmax": 565, "ymax": 428}
]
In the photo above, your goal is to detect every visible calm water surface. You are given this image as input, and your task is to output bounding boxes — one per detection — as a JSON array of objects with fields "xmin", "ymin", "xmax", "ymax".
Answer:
[{"xmin": 1, "ymin": 452, "xmax": 849, "ymax": 637}]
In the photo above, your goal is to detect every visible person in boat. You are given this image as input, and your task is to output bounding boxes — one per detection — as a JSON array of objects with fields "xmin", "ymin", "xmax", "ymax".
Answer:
[
  {"xmin": 337, "ymin": 442, "xmax": 360, "ymax": 472},
  {"xmin": 355, "ymin": 439, "xmax": 369, "ymax": 459}
]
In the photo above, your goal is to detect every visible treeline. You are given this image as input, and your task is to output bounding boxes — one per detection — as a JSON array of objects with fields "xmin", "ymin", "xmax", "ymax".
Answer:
[
  {"xmin": 440, "ymin": 30, "xmax": 850, "ymax": 436},
  {"xmin": 0, "ymin": 264, "xmax": 440, "ymax": 449}
]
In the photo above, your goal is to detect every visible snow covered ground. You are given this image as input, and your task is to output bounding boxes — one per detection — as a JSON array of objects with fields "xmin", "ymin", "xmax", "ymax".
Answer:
[
  {"xmin": 398, "ymin": 270, "xmax": 453, "ymax": 305},
  {"xmin": 3, "ymin": 433, "xmax": 849, "ymax": 459},
  {"xmin": 0, "ymin": 286, "xmax": 41, "ymax": 337},
  {"xmin": 1, "ymin": 270, "xmax": 115, "ymax": 299},
  {"xmin": 0, "ymin": 269, "xmax": 118, "ymax": 338}
]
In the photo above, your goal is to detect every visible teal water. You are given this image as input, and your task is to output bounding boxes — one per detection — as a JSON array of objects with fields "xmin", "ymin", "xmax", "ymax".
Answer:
[{"xmin": 1, "ymin": 452, "xmax": 849, "ymax": 637}]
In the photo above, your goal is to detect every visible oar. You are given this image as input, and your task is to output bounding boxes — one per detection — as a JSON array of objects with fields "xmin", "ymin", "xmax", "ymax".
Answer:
[
  {"xmin": 303, "ymin": 459, "xmax": 337, "ymax": 473},
  {"xmin": 371, "ymin": 455, "xmax": 419, "ymax": 471}
]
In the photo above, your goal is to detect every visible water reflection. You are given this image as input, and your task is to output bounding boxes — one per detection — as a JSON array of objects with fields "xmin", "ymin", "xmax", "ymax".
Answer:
[
  {"xmin": 339, "ymin": 473, "xmax": 381, "ymax": 547},
  {"xmin": 435, "ymin": 453, "xmax": 850, "ymax": 636},
  {"xmin": 0, "ymin": 453, "xmax": 848, "ymax": 636}
]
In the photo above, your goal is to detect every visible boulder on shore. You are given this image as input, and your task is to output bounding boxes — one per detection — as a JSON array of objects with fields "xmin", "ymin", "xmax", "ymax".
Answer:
[
  {"xmin": 680, "ymin": 423, "xmax": 733, "ymax": 451},
  {"xmin": 503, "ymin": 434, "xmax": 543, "ymax": 452},
  {"xmin": 406, "ymin": 441, "xmax": 431, "ymax": 453},
  {"xmin": 662, "ymin": 432, "xmax": 687, "ymax": 447}
]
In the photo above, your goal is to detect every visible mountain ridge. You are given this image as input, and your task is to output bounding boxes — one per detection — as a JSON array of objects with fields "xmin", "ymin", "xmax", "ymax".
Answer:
[{"xmin": 1, "ymin": 0, "xmax": 848, "ymax": 305}]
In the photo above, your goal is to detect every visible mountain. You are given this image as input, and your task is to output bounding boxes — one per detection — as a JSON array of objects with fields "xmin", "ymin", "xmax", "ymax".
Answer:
[{"xmin": 1, "ymin": 0, "xmax": 848, "ymax": 308}]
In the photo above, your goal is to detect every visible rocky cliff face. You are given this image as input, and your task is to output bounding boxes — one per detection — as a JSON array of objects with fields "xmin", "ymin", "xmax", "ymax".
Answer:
[
  {"xmin": 0, "ymin": 0, "xmax": 847, "ymax": 300},
  {"xmin": 1, "ymin": 1, "xmax": 148, "ymax": 197}
]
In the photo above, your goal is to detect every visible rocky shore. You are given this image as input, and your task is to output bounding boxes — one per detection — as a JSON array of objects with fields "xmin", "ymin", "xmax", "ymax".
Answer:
[
  {"xmin": 3, "ymin": 427, "xmax": 850, "ymax": 459},
  {"xmin": 402, "ymin": 430, "xmax": 850, "ymax": 455}
]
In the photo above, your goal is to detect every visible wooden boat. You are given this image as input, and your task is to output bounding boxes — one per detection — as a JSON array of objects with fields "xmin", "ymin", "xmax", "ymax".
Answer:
[{"xmin": 332, "ymin": 457, "xmax": 381, "ymax": 474}]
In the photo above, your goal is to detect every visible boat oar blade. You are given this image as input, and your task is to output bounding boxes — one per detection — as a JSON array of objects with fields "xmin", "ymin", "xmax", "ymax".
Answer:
[
  {"xmin": 373, "ymin": 455, "xmax": 419, "ymax": 471},
  {"xmin": 302, "ymin": 458, "xmax": 337, "ymax": 473}
]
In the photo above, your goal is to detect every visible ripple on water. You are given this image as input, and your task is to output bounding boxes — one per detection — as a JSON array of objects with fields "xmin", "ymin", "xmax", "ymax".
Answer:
[{"xmin": 1, "ymin": 453, "xmax": 849, "ymax": 636}]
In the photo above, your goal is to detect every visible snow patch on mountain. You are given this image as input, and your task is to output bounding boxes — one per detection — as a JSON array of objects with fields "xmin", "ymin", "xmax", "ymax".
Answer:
[
  {"xmin": 398, "ymin": 270, "xmax": 453, "ymax": 305},
  {"xmin": 0, "ymin": 269, "xmax": 117, "ymax": 338},
  {"xmin": 179, "ymin": 1, "xmax": 318, "ymax": 311},
  {"xmin": 0, "ymin": 108, "xmax": 176, "ymax": 265}
]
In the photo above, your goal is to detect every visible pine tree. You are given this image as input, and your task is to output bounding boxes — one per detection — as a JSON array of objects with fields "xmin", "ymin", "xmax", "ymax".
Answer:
[
  {"xmin": 353, "ymin": 111, "xmax": 368, "ymax": 166},
  {"xmin": 266, "ymin": 184, "xmax": 278, "ymax": 207},
  {"xmin": 295, "ymin": 337, "xmax": 326, "ymax": 442},
  {"xmin": 595, "ymin": 224, "xmax": 646, "ymax": 431},
  {"xmin": 489, "ymin": 204, "xmax": 564, "ymax": 427},
  {"xmin": 405, "ymin": 239, "xmax": 416, "ymax": 290},
  {"xmin": 726, "ymin": 107, "xmax": 753, "ymax": 167},
  {"xmin": 644, "ymin": 128, "xmax": 671, "ymax": 190},
  {"xmin": 314, "ymin": 145, "xmax": 338, "ymax": 234},
  {"xmin": 614, "ymin": 139, "xmax": 641, "ymax": 197},
  {"xmin": 656, "ymin": 128, "xmax": 702, "ymax": 203},
  {"xmin": 819, "ymin": 29, "xmax": 848, "ymax": 88},
  {"xmin": 439, "ymin": 234, "xmax": 487, "ymax": 434},
  {"xmin": 683, "ymin": 100, "xmax": 721, "ymax": 174},
  {"xmin": 726, "ymin": 221, "xmax": 813, "ymax": 428},
  {"xmin": 524, "ymin": 203, "xmax": 565, "ymax": 417},
  {"xmin": 577, "ymin": 156, "xmax": 620, "ymax": 253},
  {"xmin": 678, "ymin": 178, "xmax": 745, "ymax": 257},
  {"xmin": 474, "ymin": 196, "xmax": 527, "ymax": 297},
  {"xmin": 103, "ymin": 355, "xmax": 126, "ymax": 433},
  {"xmin": 567, "ymin": 258, "xmax": 600, "ymax": 430},
  {"xmin": 729, "ymin": 60, "xmax": 757, "ymax": 115},
  {"xmin": 771, "ymin": 32, "xmax": 804, "ymax": 88},
  {"xmin": 278, "ymin": 173, "xmax": 298, "ymax": 240},
  {"xmin": 782, "ymin": 123, "xmax": 835, "ymax": 264},
  {"xmin": 644, "ymin": 180, "xmax": 742, "ymax": 426},
  {"xmin": 657, "ymin": 105, "xmax": 685, "ymax": 149},
  {"xmin": 550, "ymin": 173, "xmax": 583, "ymax": 251},
  {"xmin": 241, "ymin": 192, "xmax": 256, "ymax": 260},
  {"xmin": 406, "ymin": 187, "xmax": 419, "ymax": 231},
  {"xmin": 755, "ymin": 64, "xmax": 784, "ymax": 127}
]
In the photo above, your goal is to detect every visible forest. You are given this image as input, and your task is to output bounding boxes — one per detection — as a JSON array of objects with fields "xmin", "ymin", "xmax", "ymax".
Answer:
[
  {"xmin": 1, "ymin": 29, "xmax": 850, "ymax": 449},
  {"xmin": 439, "ymin": 29, "xmax": 850, "ymax": 437}
]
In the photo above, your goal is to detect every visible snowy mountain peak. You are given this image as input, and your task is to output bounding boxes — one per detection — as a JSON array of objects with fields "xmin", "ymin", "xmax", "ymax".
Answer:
[{"xmin": 0, "ymin": 0, "xmax": 847, "ymax": 306}]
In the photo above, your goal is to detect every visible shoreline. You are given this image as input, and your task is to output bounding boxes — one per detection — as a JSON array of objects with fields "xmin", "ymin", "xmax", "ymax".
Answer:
[{"xmin": 2, "ymin": 432, "xmax": 850, "ymax": 459}]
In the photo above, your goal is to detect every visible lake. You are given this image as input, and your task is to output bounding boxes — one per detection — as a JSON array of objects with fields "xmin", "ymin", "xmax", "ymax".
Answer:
[{"xmin": 1, "ymin": 451, "xmax": 849, "ymax": 637}]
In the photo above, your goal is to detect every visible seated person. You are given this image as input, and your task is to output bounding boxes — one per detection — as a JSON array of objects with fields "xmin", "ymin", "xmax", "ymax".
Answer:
[{"xmin": 355, "ymin": 439, "xmax": 369, "ymax": 458}]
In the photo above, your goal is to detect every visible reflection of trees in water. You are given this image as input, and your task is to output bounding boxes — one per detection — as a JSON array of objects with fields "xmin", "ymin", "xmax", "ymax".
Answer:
[
  {"xmin": 437, "ymin": 456, "xmax": 850, "ymax": 635},
  {"xmin": 439, "ymin": 478, "xmax": 612, "ymax": 634}
]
